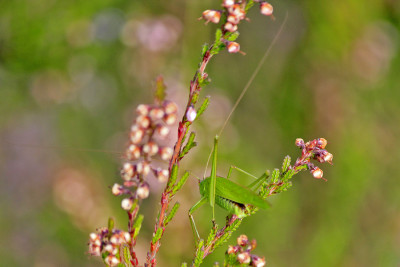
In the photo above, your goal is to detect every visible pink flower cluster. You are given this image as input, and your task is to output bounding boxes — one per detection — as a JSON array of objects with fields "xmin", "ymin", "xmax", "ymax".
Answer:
[
  {"xmin": 88, "ymin": 228, "xmax": 131, "ymax": 266},
  {"xmin": 112, "ymin": 100, "xmax": 178, "ymax": 210},
  {"xmin": 294, "ymin": 138, "xmax": 333, "ymax": 181},
  {"xmin": 227, "ymin": 234, "xmax": 266, "ymax": 267},
  {"xmin": 201, "ymin": 0, "xmax": 274, "ymax": 54}
]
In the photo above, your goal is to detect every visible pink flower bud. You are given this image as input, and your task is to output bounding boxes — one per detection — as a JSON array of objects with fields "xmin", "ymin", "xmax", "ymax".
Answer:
[
  {"xmin": 104, "ymin": 255, "xmax": 120, "ymax": 266},
  {"xmin": 227, "ymin": 41, "xmax": 241, "ymax": 53},
  {"xmin": 316, "ymin": 138, "xmax": 328, "ymax": 149},
  {"xmin": 295, "ymin": 138, "xmax": 304, "ymax": 147},
  {"xmin": 121, "ymin": 163, "xmax": 135, "ymax": 181},
  {"xmin": 237, "ymin": 234, "xmax": 249, "ymax": 246},
  {"xmin": 130, "ymin": 127, "xmax": 144, "ymax": 144},
  {"xmin": 224, "ymin": 22, "xmax": 238, "ymax": 32},
  {"xmin": 251, "ymin": 255, "xmax": 266, "ymax": 267},
  {"xmin": 237, "ymin": 251, "xmax": 251, "ymax": 264},
  {"xmin": 222, "ymin": 0, "xmax": 235, "ymax": 8},
  {"xmin": 311, "ymin": 167, "xmax": 323, "ymax": 179},
  {"xmin": 136, "ymin": 115, "xmax": 151, "ymax": 129},
  {"xmin": 229, "ymin": 4, "xmax": 245, "ymax": 20},
  {"xmin": 156, "ymin": 168, "xmax": 170, "ymax": 183},
  {"xmin": 156, "ymin": 124, "xmax": 170, "ymax": 137},
  {"xmin": 137, "ymin": 182, "xmax": 150, "ymax": 199},
  {"xmin": 202, "ymin": 10, "xmax": 222, "ymax": 24},
  {"xmin": 163, "ymin": 101, "xmax": 178, "ymax": 114},
  {"xmin": 323, "ymin": 152, "xmax": 333, "ymax": 164},
  {"xmin": 136, "ymin": 104, "xmax": 150, "ymax": 116},
  {"xmin": 227, "ymin": 15, "xmax": 240, "ymax": 25},
  {"xmin": 136, "ymin": 161, "xmax": 150, "ymax": 176},
  {"xmin": 88, "ymin": 243, "xmax": 101, "ymax": 256},
  {"xmin": 121, "ymin": 198, "xmax": 133, "ymax": 210},
  {"xmin": 112, "ymin": 183, "xmax": 124, "ymax": 196},
  {"xmin": 160, "ymin": 147, "xmax": 173, "ymax": 161},
  {"xmin": 142, "ymin": 141, "xmax": 159, "ymax": 157},
  {"xmin": 164, "ymin": 113, "xmax": 177, "ymax": 125},
  {"xmin": 186, "ymin": 106, "xmax": 197, "ymax": 122},
  {"xmin": 126, "ymin": 144, "xmax": 141, "ymax": 160},
  {"xmin": 149, "ymin": 107, "xmax": 165, "ymax": 120},
  {"xmin": 260, "ymin": 2, "xmax": 273, "ymax": 16}
]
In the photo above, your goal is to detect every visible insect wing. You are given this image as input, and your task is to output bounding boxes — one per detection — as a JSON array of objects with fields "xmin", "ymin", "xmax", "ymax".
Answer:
[{"xmin": 215, "ymin": 177, "xmax": 270, "ymax": 209}]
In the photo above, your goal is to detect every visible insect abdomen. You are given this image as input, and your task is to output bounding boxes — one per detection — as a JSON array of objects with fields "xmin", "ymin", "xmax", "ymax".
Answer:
[{"xmin": 215, "ymin": 195, "xmax": 247, "ymax": 218}]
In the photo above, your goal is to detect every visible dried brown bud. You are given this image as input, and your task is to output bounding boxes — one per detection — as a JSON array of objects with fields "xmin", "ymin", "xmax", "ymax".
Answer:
[
  {"xmin": 237, "ymin": 251, "xmax": 251, "ymax": 264},
  {"xmin": 137, "ymin": 182, "xmax": 150, "ymax": 199},
  {"xmin": 202, "ymin": 10, "xmax": 222, "ymax": 24},
  {"xmin": 237, "ymin": 234, "xmax": 249, "ymax": 246},
  {"xmin": 260, "ymin": 2, "xmax": 273, "ymax": 16}
]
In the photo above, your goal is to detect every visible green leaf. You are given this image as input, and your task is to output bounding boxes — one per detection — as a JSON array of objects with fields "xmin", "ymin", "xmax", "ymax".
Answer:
[
  {"xmin": 154, "ymin": 76, "xmax": 166, "ymax": 104},
  {"xmin": 164, "ymin": 202, "xmax": 180, "ymax": 226},
  {"xmin": 271, "ymin": 168, "xmax": 280, "ymax": 183},
  {"xmin": 180, "ymin": 132, "xmax": 197, "ymax": 159},
  {"xmin": 215, "ymin": 28, "xmax": 223, "ymax": 42},
  {"xmin": 193, "ymin": 239, "xmax": 205, "ymax": 267},
  {"xmin": 172, "ymin": 171, "xmax": 190, "ymax": 195},
  {"xmin": 225, "ymin": 31, "xmax": 240, "ymax": 42},
  {"xmin": 181, "ymin": 263, "xmax": 188, "ymax": 267},
  {"xmin": 133, "ymin": 214, "xmax": 144, "ymax": 239},
  {"xmin": 201, "ymin": 43, "xmax": 209, "ymax": 58},
  {"xmin": 166, "ymin": 164, "xmax": 179, "ymax": 191},
  {"xmin": 282, "ymin": 156, "xmax": 291, "ymax": 173},
  {"xmin": 107, "ymin": 217, "xmax": 115, "ymax": 239},
  {"xmin": 120, "ymin": 244, "xmax": 134, "ymax": 267},
  {"xmin": 152, "ymin": 228, "xmax": 164, "ymax": 244},
  {"xmin": 196, "ymin": 96, "xmax": 210, "ymax": 118}
]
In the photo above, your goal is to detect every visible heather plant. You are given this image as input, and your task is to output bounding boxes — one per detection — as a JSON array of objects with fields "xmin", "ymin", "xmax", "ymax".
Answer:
[{"xmin": 87, "ymin": 1, "xmax": 333, "ymax": 266}]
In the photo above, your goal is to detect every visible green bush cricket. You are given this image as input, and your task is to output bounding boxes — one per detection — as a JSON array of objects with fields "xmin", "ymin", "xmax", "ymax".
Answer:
[
  {"xmin": 187, "ymin": 14, "xmax": 287, "ymax": 243},
  {"xmin": 188, "ymin": 135, "xmax": 270, "ymax": 242}
]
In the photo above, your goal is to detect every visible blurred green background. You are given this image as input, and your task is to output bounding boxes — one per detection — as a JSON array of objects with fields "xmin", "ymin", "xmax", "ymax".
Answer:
[{"xmin": 1, "ymin": 0, "xmax": 399, "ymax": 266}]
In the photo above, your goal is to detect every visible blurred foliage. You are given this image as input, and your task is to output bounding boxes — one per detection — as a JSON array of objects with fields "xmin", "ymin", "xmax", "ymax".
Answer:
[{"xmin": 1, "ymin": 0, "xmax": 400, "ymax": 266}]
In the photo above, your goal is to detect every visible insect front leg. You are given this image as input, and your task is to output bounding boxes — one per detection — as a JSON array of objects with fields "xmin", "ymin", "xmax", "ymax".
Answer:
[{"xmin": 188, "ymin": 196, "xmax": 208, "ymax": 245}]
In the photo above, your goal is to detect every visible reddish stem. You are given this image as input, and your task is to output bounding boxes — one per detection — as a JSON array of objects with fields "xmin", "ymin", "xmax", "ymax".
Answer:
[{"xmin": 145, "ymin": 49, "xmax": 214, "ymax": 267}]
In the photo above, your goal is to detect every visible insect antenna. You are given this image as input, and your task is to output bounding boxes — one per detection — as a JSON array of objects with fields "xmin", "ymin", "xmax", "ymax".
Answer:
[{"xmin": 203, "ymin": 12, "xmax": 288, "ymax": 178}]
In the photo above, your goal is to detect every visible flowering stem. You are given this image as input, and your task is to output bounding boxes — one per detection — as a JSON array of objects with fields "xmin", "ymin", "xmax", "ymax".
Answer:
[{"xmin": 146, "ymin": 47, "xmax": 214, "ymax": 267}]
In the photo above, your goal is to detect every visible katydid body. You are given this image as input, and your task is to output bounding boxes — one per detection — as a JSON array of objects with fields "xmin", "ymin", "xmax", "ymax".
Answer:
[{"xmin": 188, "ymin": 136, "xmax": 269, "ymax": 242}]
